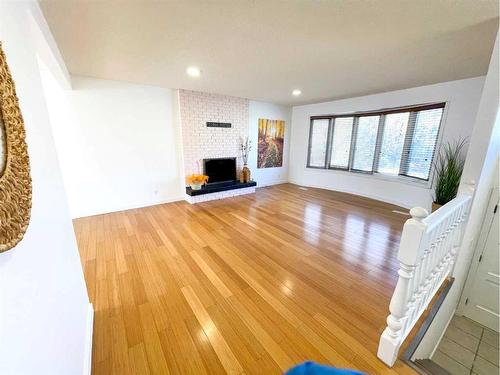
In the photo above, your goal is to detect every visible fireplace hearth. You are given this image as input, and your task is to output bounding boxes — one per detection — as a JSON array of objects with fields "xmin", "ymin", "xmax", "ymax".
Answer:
[
  {"xmin": 185, "ymin": 157, "xmax": 256, "ymax": 202},
  {"xmin": 185, "ymin": 180, "xmax": 256, "ymax": 197}
]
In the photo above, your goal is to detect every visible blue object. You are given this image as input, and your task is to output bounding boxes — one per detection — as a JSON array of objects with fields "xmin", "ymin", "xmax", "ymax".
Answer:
[{"xmin": 285, "ymin": 361, "xmax": 366, "ymax": 375}]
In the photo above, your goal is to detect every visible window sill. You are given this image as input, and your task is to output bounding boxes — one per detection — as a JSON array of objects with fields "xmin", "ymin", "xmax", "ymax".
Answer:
[{"xmin": 304, "ymin": 166, "xmax": 431, "ymax": 189}]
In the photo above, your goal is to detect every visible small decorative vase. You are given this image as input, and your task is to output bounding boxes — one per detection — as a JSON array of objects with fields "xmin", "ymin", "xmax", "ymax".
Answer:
[
  {"xmin": 432, "ymin": 202, "xmax": 442, "ymax": 212},
  {"xmin": 191, "ymin": 183, "xmax": 202, "ymax": 190},
  {"xmin": 242, "ymin": 165, "xmax": 251, "ymax": 183}
]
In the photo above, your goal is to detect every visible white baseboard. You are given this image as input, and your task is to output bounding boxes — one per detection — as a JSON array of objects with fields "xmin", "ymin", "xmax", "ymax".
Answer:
[
  {"xmin": 288, "ymin": 179, "xmax": 412, "ymax": 209},
  {"xmin": 72, "ymin": 181, "xmax": 292, "ymax": 218},
  {"xmin": 256, "ymin": 180, "xmax": 288, "ymax": 187},
  {"xmin": 72, "ymin": 196, "xmax": 185, "ymax": 219},
  {"xmin": 83, "ymin": 303, "xmax": 94, "ymax": 375}
]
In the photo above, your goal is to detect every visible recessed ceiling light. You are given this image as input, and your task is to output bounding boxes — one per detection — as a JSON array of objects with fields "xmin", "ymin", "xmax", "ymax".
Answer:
[
  {"xmin": 186, "ymin": 66, "xmax": 201, "ymax": 78},
  {"xmin": 292, "ymin": 89, "xmax": 302, "ymax": 96}
]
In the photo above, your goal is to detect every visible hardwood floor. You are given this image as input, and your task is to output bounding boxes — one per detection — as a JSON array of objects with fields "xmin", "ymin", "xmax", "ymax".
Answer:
[{"xmin": 73, "ymin": 183, "xmax": 419, "ymax": 374}]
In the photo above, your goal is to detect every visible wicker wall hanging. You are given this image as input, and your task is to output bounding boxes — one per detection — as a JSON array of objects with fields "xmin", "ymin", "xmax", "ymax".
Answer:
[{"xmin": 0, "ymin": 42, "xmax": 32, "ymax": 252}]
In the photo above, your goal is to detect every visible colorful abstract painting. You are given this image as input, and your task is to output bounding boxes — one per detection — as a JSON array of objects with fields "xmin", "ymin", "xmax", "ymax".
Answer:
[{"xmin": 257, "ymin": 119, "xmax": 285, "ymax": 168}]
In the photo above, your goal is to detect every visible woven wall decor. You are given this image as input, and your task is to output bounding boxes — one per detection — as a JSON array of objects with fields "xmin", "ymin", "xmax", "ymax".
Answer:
[{"xmin": 0, "ymin": 42, "xmax": 32, "ymax": 252}]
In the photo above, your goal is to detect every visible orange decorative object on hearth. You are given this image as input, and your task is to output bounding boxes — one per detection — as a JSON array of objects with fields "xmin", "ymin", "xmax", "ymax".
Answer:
[{"xmin": 186, "ymin": 174, "xmax": 209, "ymax": 190}]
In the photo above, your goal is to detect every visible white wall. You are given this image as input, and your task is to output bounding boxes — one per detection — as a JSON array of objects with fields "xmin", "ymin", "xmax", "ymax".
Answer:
[
  {"xmin": 289, "ymin": 77, "xmax": 485, "ymax": 209},
  {"xmin": 42, "ymin": 84, "xmax": 290, "ymax": 218},
  {"xmin": 248, "ymin": 100, "xmax": 292, "ymax": 186},
  {"xmin": 0, "ymin": 2, "xmax": 90, "ymax": 374},
  {"xmin": 40, "ymin": 74, "xmax": 185, "ymax": 218},
  {"xmin": 414, "ymin": 33, "xmax": 499, "ymax": 359}
]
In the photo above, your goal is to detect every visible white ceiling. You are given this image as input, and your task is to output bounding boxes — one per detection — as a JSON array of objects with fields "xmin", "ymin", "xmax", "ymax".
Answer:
[{"xmin": 39, "ymin": 0, "xmax": 498, "ymax": 105}]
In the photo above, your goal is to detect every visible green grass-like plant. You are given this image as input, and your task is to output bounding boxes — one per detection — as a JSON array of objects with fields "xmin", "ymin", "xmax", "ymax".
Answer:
[{"xmin": 433, "ymin": 138, "xmax": 467, "ymax": 205}]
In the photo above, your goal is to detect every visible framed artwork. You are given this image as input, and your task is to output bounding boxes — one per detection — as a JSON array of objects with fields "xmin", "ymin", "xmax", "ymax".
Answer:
[{"xmin": 257, "ymin": 118, "xmax": 285, "ymax": 168}]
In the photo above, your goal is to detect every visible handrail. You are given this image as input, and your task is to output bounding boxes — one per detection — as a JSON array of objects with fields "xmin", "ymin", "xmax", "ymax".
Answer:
[{"xmin": 377, "ymin": 195, "xmax": 472, "ymax": 366}]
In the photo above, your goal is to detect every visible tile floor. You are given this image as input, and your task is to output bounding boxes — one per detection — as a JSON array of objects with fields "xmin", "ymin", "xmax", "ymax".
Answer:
[{"xmin": 433, "ymin": 315, "xmax": 499, "ymax": 375}]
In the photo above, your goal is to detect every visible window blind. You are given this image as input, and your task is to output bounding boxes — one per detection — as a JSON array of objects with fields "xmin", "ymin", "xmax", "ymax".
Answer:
[
  {"xmin": 378, "ymin": 112, "xmax": 410, "ymax": 175},
  {"xmin": 400, "ymin": 107, "xmax": 444, "ymax": 179},
  {"xmin": 308, "ymin": 118, "xmax": 329, "ymax": 168},
  {"xmin": 352, "ymin": 115, "xmax": 379, "ymax": 172},
  {"xmin": 330, "ymin": 117, "xmax": 354, "ymax": 169}
]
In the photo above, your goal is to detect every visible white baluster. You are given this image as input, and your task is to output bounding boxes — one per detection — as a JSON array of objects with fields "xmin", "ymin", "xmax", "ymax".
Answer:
[
  {"xmin": 444, "ymin": 211, "xmax": 460, "ymax": 278},
  {"xmin": 409, "ymin": 245, "xmax": 428, "ymax": 326},
  {"xmin": 432, "ymin": 216, "xmax": 453, "ymax": 292},
  {"xmin": 406, "ymin": 259, "xmax": 422, "ymax": 328},
  {"xmin": 449, "ymin": 204, "xmax": 469, "ymax": 275}
]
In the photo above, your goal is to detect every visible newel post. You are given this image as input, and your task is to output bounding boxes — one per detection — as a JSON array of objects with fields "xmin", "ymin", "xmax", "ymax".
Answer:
[{"xmin": 377, "ymin": 207, "xmax": 428, "ymax": 366}]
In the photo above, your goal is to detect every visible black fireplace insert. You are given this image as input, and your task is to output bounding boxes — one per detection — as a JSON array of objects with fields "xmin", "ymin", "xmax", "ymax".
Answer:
[{"xmin": 203, "ymin": 157, "xmax": 237, "ymax": 185}]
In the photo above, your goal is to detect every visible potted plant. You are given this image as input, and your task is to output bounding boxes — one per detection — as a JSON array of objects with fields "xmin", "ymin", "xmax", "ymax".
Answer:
[
  {"xmin": 186, "ymin": 174, "xmax": 209, "ymax": 190},
  {"xmin": 239, "ymin": 136, "xmax": 252, "ymax": 183},
  {"xmin": 432, "ymin": 139, "xmax": 467, "ymax": 212}
]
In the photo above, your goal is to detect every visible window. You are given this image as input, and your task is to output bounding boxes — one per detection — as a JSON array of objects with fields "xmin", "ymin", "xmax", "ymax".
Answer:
[
  {"xmin": 330, "ymin": 117, "xmax": 354, "ymax": 169},
  {"xmin": 306, "ymin": 103, "xmax": 445, "ymax": 181},
  {"xmin": 352, "ymin": 115, "xmax": 379, "ymax": 172},
  {"xmin": 307, "ymin": 119, "xmax": 330, "ymax": 167},
  {"xmin": 404, "ymin": 108, "xmax": 444, "ymax": 179},
  {"xmin": 378, "ymin": 112, "xmax": 410, "ymax": 175}
]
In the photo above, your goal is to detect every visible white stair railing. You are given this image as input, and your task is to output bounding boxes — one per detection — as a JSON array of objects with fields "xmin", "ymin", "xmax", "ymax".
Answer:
[{"xmin": 377, "ymin": 195, "xmax": 472, "ymax": 366}]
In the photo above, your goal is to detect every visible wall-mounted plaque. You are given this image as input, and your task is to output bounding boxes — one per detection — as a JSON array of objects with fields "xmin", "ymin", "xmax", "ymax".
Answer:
[{"xmin": 206, "ymin": 122, "xmax": 231, "ymax": 128}]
